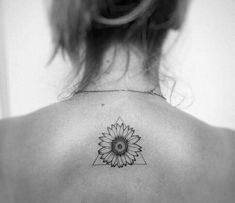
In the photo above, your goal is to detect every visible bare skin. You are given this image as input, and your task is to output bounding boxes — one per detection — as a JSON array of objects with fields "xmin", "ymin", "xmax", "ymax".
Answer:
[{"xmin": 0, "ymin": 47, "xmax": 235, "ymax": 203}]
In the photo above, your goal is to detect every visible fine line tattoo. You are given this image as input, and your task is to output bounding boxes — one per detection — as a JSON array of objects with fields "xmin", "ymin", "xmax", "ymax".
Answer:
[{"xmin": 92, "ymin": 117, "xmax": 147, "ymax": 168}]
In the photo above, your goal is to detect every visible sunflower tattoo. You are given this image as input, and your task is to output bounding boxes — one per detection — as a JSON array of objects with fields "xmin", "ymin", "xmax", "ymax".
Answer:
[{"xmin": 93, "ymin": 117, "xmax": 147, "ymax": 168}]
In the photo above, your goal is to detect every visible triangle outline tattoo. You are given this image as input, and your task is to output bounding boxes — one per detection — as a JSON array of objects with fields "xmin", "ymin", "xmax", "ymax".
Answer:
[{"xmin": 92, "ymin": 116, "xmax": 147, "ymax": 168}]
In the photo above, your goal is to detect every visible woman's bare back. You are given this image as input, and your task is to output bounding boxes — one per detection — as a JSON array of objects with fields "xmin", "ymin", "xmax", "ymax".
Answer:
[{"xmin": 0, "ymin": 92, "xmax": 235, "ymax": 203}]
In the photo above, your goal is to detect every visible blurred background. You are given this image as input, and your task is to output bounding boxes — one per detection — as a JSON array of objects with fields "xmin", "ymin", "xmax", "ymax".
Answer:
[{"xmin": 0, "ymin": 0, "xmax": 234, "ymax": 129}]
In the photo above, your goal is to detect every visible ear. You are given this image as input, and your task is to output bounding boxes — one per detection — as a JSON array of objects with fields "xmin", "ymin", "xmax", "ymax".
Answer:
[{"xmin": 172, "ymin": 0, "xmax": 190, "ymax": 30}]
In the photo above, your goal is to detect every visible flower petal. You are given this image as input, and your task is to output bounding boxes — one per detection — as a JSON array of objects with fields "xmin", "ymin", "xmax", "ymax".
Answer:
[
  {"xmin": 113, "ymin": 124, "xmax": 119, "ymax": 135},
  {"xmin": 99, "ymin": 141, "xmax": 112, "ymax": 148},
  {"xmin": 99, "ymin": 147, "xmax": 111, "ymax": 155},
  {"xmin": 127, "ymin": 150, "xmax": 138, "ymax": 157},
  {"xmin": 99, "ymin": 136, "xmax": 112, "ymax": 143},
  {"xmin": 121, "ymin": 155, "xmax": 127, "ymax": 166},
  {"xmin": 118, "ymin": 156, "xmax": 123, "ymax": 167},
  {"xmin": 102, "ymin": 133, "xmax": 113, "ymax": 140},
  {"xmin": 125, "ymin": 128, "xmax": 134, "ymax": 140},
  {"xmin": 124, "ymin": 154, "xmax": 132, "ymax": 164},
  {"xmin": 128, "ymin": 135, "xmax": 141, "ymax": 144},
  {"xmin": 126, "ymin": 153, "xmax": 135, "ymax": 164},
  {"xmin": 106, "ymin": 153, "xmax": 114, "ymax": 163},
  {"xmin": 128, "ymin": 145, "xmax": 142, "ymax": 152},
  {"xmin": 111, "ymin": 155, "xmax": 118, "ymax": 167},
  {"xmin": 116, "ymin": 124, "xmax": 121, "ymax": 137},
  {"xmin": 107, "ymin": 127, "xmax": 116, "ymax": 139},
  {"xmin": 119, "ymin": 123, "xmax": 124, "ymax": 136},
  {"xmin": 117, "ymin": 158, "xmax": 121, "ymax": 167},
  {"xmin": 123, "ymin": 126, "xmax": 129, "ymax": 137},
  {"xmin": 111, "ymin": 125, "xmax": 118, "ymax": 137},
  {"xmin": 102, "ymin": 152, "xmax": 110, "ymax": 160},
  {"xmin": 129, "ymin": 143, "xmax": 141, "ymax": 148}
]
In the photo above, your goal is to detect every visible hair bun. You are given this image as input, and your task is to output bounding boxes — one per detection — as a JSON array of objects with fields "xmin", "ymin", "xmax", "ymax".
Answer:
[
  {"xmin": 98, "ymin": 0, "xmax": 140, "ymax": 18},
  {"xmin": 95, "ymin": 0, "xmax": 153, "ymax": 25}
]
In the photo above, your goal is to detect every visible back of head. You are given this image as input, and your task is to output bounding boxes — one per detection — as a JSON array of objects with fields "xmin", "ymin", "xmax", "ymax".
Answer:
[{"xmin": 49, "ymin": 0, "xmax": 189, "ymax": 91}]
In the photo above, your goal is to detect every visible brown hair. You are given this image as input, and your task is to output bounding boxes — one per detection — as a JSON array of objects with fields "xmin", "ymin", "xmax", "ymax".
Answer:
[{"xmin": 49, "ymin": 0, "xmax": 186, "ymax": 92}]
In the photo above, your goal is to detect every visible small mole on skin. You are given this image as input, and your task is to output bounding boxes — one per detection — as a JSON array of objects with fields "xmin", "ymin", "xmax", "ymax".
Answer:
[{"xmin": 101, "ymin": 104, "xmax": 105, "ymax": 107}]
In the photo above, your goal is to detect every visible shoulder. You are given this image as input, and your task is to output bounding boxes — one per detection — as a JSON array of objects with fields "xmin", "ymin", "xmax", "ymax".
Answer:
[
  {"xmin": 181, "ymin": 109, "xmax": 235, "ymax": 183},
  {"xmin": 0, "ymin": 101, "xmax": 69, "ymax": 141},
  {"xmin": 0, "ymin": 103, "xmax": 63, "ymax": 202},
  {"xmin": 0, "ymin": 102, "xmax": 72, "ymax": 176},
  {"xmin": 153, "ymin": 102, "xmax": 235, "ymax": 178},
  {"xmin": 0, "ymin": 102, "xmax": 72, "ymax": 157},
  {"xmin": 173, "ymin": 105, "xmax": 235, "ymax": 167},
  {"xmin": 0, "ymin": 103, "xmax": 56, "ymax": 136}
]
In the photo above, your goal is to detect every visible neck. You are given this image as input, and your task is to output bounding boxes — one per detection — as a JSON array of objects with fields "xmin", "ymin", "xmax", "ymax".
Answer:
[{"xmin": 86, "ymin": 45, "xmax": 161, "ymax": 92}]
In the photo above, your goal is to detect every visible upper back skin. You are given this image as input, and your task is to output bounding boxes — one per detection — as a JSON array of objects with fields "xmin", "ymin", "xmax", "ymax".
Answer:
[{"xmin": 0, "ymin": 92, "xmax": 235, "ymax": 203}]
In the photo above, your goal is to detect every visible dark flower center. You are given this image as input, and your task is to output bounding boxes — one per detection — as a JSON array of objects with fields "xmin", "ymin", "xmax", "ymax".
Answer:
[{"xmin": 112, "ymin": 136, "xmax": 128, "ymax": 156}]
